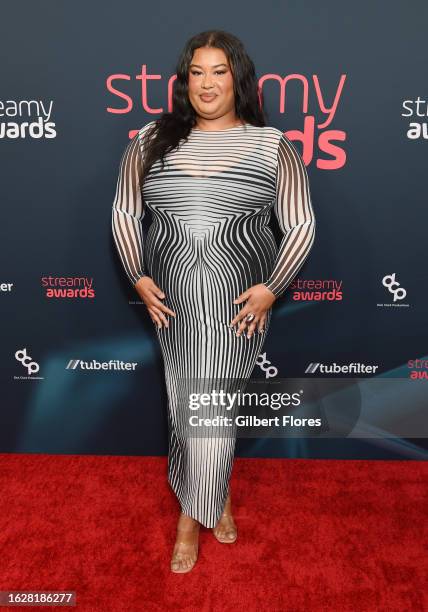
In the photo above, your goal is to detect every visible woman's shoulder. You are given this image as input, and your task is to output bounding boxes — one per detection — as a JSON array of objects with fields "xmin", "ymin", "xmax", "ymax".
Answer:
[
  {"xmin": 261, "ymin": 125, "xmax": 300, "ymax": 154},
  {"xmin": 248, "ymin": 124, "xmax": 284, "ymax": 142},
  {"xmin": 135, "ymin": 121, "xmax": 287, "ymax": 149},
  {"xmin": 137, "ymin": 121, "xmax": 283, "ymax": 134},
  {"xmin": 260, "ymin": 125, "xmax": 287, "ymax": 142},
  {"xmin": 257, "ymin": 125, "xmax": 283, "ymax": 135},
  {"xmin": 250, "ymin": 125, "xmax": 286, "ymax": 150},
  {"xmin": 138, "ymin": 120, "xmax": 158, "ymax": 137}
]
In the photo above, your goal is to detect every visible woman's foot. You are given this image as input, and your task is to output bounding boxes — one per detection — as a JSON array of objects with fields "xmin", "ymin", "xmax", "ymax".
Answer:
[
  {"xmin": 170, "ymin": 512, "xmax": 200, "ymax": 573},
  {"xmin": 212, "ymin": 492, "xmax": 237, "ymax": 543}
]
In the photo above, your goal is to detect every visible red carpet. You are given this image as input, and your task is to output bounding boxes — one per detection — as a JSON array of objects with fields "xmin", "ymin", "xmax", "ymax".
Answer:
[{"xmin": 0, "ymin": 453, "xmax": 426, "ymax": 611}]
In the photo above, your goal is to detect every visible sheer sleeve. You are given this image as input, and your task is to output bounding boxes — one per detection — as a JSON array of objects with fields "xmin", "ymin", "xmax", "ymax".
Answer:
[
  {"xmin": 263, "ymin": 133, "xmax": 316, "ymax": 298},
  {"xmin": 111, "ymin": 133, "xmax": 146, "ymax": 287}
]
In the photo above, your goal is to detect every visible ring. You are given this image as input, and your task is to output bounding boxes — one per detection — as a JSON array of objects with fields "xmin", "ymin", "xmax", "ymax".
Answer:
[{"xmin": 245, "ymin": 313, "xmax": 255, "ymax": 322}]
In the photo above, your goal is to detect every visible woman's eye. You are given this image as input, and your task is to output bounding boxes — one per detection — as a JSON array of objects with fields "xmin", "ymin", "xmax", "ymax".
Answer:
[{"xmin": 190, "ymin": 70, "xmax": 227, "ymax": 76}]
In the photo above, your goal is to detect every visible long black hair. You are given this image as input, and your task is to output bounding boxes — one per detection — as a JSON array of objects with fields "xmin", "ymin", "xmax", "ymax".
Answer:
[{"xmin": 140, "ymin": 29, "xmax": 267, "ymax": 181}]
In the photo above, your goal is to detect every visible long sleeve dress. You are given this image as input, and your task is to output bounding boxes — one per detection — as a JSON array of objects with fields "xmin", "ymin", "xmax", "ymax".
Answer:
[{"xmin": 112, "ymin": 121, "xmax": 316, "ymax": 528}]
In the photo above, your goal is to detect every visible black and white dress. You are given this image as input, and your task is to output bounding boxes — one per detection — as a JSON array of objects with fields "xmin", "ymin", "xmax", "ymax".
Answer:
[{"xmin": 112, "ymin": 121, "xmax": 316, "ymax": 528}]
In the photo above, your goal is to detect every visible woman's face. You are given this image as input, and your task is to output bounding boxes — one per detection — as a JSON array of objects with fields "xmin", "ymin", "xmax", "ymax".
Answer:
[{"xmin": 187, "ymin": 46, "xmax": 237, "ymax": 124}]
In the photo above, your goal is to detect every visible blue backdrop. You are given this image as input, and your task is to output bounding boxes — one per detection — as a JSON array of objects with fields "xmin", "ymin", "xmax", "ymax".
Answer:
[{"xmin": 2, "ymin": 0, "xmax": 427, "ymax": 460}]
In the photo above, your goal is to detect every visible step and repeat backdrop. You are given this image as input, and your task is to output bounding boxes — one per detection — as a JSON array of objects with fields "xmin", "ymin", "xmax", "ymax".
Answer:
[{"xmin": 1, "ymin": 1, "xmax": 427, "ymax": 460}]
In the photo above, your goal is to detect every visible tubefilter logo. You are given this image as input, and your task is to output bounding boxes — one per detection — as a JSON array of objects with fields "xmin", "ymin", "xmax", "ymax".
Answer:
[
  {"xmin": 66, "ymin": 359, "xmax": 138, "ymax": 371},
  {"xmin": 305, "ymin": 362, "xmax": 379, "ymax": 375}
]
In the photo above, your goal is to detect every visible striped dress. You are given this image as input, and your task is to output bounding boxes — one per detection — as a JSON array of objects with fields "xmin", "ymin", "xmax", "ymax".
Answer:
[{"xmin": 112, "ymin": 121, "xmax": 316, "ymax": 528}]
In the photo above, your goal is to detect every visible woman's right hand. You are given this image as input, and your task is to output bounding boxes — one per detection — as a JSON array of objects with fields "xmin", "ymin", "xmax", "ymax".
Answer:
[{"xmin": 134, "ymin": 276, "xmax": 176, "ymax": 329}]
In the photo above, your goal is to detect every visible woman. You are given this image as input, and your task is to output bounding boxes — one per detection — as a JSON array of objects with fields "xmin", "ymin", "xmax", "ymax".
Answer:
[{"xmin": 111, "ymin": 30, "xmax": 316, "ymax": 573}]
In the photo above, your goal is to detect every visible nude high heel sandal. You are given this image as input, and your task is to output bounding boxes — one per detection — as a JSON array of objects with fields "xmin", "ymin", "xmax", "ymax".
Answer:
[
  {"xmin": 212, "ymin": 493, "xmax": 238, "ymax": 543},
  {"xmin": 170, "ymin": 514, "xmax": 200, "ymax": 573}
]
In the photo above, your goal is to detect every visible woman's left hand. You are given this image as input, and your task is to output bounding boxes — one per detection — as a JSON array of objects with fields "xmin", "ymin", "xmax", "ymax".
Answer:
[{"xmin": 229, "ymin": 284, "xmax": 276, "ymax": 338}]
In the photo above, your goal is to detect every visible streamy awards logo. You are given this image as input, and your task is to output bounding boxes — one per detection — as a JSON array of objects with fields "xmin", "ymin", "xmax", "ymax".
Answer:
[
  {"xmin": 41, "ymin": 276, "xmax": 95, "ymax": 299},
  {"xmin": 0, "ymin": 100, "xmax": 56, "ymax": 139}
]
